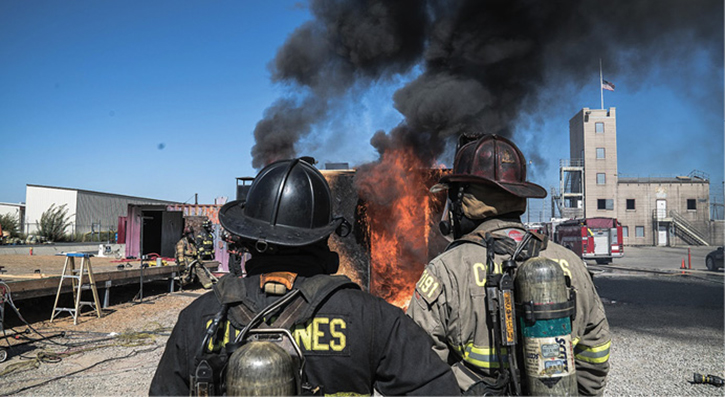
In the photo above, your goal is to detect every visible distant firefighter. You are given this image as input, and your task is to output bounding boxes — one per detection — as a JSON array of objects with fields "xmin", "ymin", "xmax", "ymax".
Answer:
[
  {"xmin": 176, "ymin": 226, "xmax": 215, "ymax": 289},
  {"xmin": 175, "ymin": 226, "xmax": 197, "ymax": 285},
  {"xmin": 195, "ymin": 219, "xmax": 215, "ymax": 260}
]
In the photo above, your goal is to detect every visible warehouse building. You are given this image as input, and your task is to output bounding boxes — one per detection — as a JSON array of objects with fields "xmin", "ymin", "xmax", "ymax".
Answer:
[
  {"xmin": 0, "ymin": 202, "xmax": 25, "ymax": 224},
  {"xmin": 558, "ymin": 108, "xmax": 721, "ymax": 246},
  {"xmin": 24, "ymin": 184, "xmax": 179, "ymax": 237}
]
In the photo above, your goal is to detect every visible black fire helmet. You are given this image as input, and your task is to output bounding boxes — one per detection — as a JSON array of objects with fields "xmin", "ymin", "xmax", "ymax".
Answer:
[{"xmin": 219, "ymin": 158, "xmax": 344, "ymax": 248}]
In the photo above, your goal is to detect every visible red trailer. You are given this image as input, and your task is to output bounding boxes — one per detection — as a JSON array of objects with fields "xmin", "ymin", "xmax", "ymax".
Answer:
[{"xmin": 554, "ymin": 217, "xmax": 624, "ymax": 264}]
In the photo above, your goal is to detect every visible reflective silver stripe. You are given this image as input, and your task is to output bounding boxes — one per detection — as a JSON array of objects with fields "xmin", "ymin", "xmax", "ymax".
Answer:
[
  {"xmin": 574, "ymin": 341, "xmax": 611, "ymax": 364},
  {"xmin": 461, "ymin": 344, "xmax": 508, "ymax": 369}
]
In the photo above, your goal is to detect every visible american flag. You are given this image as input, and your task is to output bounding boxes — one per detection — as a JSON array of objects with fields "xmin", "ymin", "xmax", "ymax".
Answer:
[{"xmin": 602, "ymin": 79, "xmax": 615, "ymax": 91}]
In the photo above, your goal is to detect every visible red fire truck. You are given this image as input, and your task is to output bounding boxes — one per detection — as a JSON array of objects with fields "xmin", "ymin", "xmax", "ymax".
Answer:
[{"xmin": 553, "ymin": 217, "xmax": 624, "ymax": 264}]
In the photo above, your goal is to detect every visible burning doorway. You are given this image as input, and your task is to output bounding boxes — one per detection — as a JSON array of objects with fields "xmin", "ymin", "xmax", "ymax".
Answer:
[{"xmin": 324, "ymin": 150, "xmax": 448, "ymax": 308}]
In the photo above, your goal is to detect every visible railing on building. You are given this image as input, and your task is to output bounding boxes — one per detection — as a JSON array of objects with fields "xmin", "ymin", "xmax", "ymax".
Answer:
[
  {"xmin": 688, "ymin": 169, "xmax": 710, "ymax": 181},
  {"xmin": 651, "ymin": 210, "xmax": 709, "ymax": 246},
  {"xmin": 559, "ymin": 159, "xmax": 584, "ymax": 168},
  {"xmin": 619, "ymin": 170, "xmax": 710, "ymax": 184}
]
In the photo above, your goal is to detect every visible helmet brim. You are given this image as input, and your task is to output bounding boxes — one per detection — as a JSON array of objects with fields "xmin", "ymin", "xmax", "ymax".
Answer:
[
  {"xmin": 439, "ymin": 174, "xmax": 547, "ymax": 199},
  {"xmin": 219, "ymin": 200, "xmax": 342, "ymax": 247}
]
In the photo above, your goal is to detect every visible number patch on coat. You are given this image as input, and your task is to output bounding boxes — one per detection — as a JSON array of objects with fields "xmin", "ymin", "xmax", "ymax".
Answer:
[{"xmin": 415, "ymin": 269, "xmax": 442, "ymax": 304}]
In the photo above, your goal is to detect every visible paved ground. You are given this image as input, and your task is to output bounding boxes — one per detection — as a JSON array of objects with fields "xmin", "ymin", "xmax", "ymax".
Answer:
[{"xmin": 609, "ymin": 245, "xmax": 718, "ymax": 272}]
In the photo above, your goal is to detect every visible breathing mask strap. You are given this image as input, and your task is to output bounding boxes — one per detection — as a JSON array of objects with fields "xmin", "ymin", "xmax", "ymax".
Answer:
[{"xmin": 451, "ymin": 185, "xmax": 466, "ymax": 239}]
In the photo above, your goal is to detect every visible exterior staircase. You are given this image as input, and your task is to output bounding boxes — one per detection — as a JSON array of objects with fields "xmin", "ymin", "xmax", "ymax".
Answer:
[{"xmin": 669, "ymin": 210, "xmax": 709, "ymax": 246}]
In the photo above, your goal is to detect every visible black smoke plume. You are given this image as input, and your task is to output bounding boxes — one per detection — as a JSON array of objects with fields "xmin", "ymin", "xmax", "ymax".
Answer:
[{"xmin": 251, "ymin": 0, "xmax": 722, "ymax": 168}]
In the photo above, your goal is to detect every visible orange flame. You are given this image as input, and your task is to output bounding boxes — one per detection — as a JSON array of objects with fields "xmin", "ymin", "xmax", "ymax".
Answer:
[{"xmin": 357, "ymin": 148, "xmax": 438, "ymax": 309}]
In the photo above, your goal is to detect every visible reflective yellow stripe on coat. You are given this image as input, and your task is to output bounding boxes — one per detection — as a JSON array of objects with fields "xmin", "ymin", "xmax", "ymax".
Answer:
[
  {"xmin": 458, "ymin": 344, "xmax": 509, "ymax": 369},
  {"xmin": 573, "ymin": 339, "xmax": 611, "ymax": 364}
]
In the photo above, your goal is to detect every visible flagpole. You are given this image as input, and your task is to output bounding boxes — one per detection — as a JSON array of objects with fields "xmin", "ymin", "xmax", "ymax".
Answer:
[{"xmin": 600, "ymin": 58, "xmax": 604, "ymax": 110}]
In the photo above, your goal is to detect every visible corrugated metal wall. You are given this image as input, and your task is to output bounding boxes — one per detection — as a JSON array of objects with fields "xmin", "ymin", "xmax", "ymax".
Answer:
[
  {"xmin": 25, "ymin": 185, "xmax": 78, "ymax": 234},
  {"xmin": 76, "ymin": 191, "xmax": 176, "ymax": 235},
  {"xmin": 0, "ymin": 203, "xmax": 25, "ymax": 227},
  {"xmin": 25, "ymin": 185, "xmax": 178, "ymax": 237}
]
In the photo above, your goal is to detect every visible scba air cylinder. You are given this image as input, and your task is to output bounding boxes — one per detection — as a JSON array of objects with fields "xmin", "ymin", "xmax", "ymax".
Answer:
[
  {"xmin": 226, "ymin": 341, "xmax": 297, "ymax": 396},
  {"xmin": 515, "ymin": 257, "xmax": 577, "ymax": 396}
]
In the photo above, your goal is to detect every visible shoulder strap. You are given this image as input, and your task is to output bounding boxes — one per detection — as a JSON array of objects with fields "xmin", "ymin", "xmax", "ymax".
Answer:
[
  {"xmin": 293, "ymin": 275, "xmax": 360, "ymax": 325},
  {"xmin": 445, "ymin": 234, "xmax": 489, "ymax": 251},
  {"xmin": 227, "ymin": 275, "xmax": 360, "ymax": 331},
  {"xmin": 446, "ymin": 229, "xmax": 547, "ymax": 260}
]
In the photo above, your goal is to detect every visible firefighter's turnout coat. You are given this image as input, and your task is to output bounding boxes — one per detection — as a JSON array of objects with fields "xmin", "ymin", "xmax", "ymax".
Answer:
[
  {"xmin": 150, "ymin": 273, "xmax": 459, "ymax": 396},
  {"xmin": 407, "ymin": 218, "xmax": 611, "ymax": 395},
  {"xmin": 195, "ymin": 228, "xmax": 215, "ymax": 260},
  {"xmin": 175, "ymin": 236, "xmax": 197, "ymax": 270}
]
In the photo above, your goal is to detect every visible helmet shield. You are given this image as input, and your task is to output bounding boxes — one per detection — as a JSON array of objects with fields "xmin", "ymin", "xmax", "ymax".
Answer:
[
  {"xmin": 219, "ymin": 159, "xmax": 342, "ymax": 247},
  {"xmin": 440, "ymin": 134, "xmax": 546, "ymax": 198}
]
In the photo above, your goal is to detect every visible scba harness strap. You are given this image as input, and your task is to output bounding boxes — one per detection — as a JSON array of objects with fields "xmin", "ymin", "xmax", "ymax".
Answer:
[
  {"xmin": 192, "ymin": 275, "xmax": 360, "ymax": 396},
  {"xmin": 447, "ymin": 228, "xmax": 549, "ymax": 262},
  {"xmin": 447, "ymin": 229, "xmax": 576, "ymax": 396}
]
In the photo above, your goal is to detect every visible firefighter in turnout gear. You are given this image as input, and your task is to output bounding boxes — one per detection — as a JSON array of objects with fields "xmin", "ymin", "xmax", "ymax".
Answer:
[
  {"xmin": 150, "ymin": 158, "xmax": 459, "ymax": 396},
  {"xmin": 196, "ymin": 219, "xmax": 215, "ymax": 260},
  {"xmin": 177, "ymin": 225, "xmax": 216, "ymax": 289},
  {"xmin": 407, "ymin": 134, "xmax": 611, "ymax": 395},
  {"xmin": 176, "ymin": 226, "xmax": 198, "ymax": 286}
]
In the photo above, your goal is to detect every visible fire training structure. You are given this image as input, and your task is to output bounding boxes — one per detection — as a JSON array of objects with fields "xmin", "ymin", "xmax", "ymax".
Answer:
[{"xmin": 322, "ymin": 149, "xmax": 448, "ymax": 308}]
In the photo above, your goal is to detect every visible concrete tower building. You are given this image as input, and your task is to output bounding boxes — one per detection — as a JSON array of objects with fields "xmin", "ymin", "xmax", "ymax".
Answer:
[
  {"xmin": 569, "ymin": 108, "xmax": 619, "ymax": 217},
  {"xmin": 558, "ymin": 107, "xmax": 720, "ymax": 246}
]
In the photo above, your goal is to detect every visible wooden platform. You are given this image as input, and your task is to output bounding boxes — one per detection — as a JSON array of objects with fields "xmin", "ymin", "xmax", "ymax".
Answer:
[{"xmin": 1, "ymin": 261, "xmax": 218, "ymax": 304}]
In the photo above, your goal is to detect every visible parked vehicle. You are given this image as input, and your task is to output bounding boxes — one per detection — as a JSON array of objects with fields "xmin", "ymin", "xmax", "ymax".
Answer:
[
  {"xmin": 706, "ymin": 247, "xmax": 723, "ymax": 271},
  {"xmin": 552, "ymin": 217, "xmax": 624, "ymax": 264}
]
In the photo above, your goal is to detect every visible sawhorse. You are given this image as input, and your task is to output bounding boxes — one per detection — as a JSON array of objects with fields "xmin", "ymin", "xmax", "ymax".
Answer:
[{"xmin": 50, "ymin": 253, "xmax": 102, "ymax": 325}]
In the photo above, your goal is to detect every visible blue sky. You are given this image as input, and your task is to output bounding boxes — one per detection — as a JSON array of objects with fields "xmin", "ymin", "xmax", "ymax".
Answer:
[{"xmin": 1, "ymin": 1, "xmax": 723, "ymax": 222}]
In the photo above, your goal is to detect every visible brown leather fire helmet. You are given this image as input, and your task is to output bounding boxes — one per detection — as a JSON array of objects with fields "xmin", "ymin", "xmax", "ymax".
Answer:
[
  {"xmin": 439, "ymin": 134, "xmax": 546, "ymax": 199},
  {"xmin": 434, "ymin": 134, "xmax": 544, "ymax": 238}
]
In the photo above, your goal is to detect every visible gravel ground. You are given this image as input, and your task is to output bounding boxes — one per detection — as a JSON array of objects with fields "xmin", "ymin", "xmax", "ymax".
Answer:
[
  {"xmin": 0, "ymin": 262, "xmax": 723, "ymax": 395},
  {"xmin": 0, "ymin": 286, "xmax": 206, "ymax": 396},
  {"xmin": 596, "ymin": 271, "xmax": 724, "ymax": 396}
]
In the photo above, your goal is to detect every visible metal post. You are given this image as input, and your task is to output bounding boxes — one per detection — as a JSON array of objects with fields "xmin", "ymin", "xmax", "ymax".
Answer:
[
  {"xmin": 600, "ymin": 59, "xmax": 604, "ymax": 110},
  {"xmin": 103, "ymin": 280, "xmax": 111, "ymax": 308},
  {"xmin": 138, "ymin": 256, "xmax": 145, "ymax": 302},
  {"xmin": 134, "ymin": 255, "xmax": 154, "ymax": 305}
]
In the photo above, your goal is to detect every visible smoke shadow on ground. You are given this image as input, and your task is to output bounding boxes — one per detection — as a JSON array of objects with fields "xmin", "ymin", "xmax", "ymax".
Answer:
[{"xmin": 593, "ymin": 275, "xmax": 724, "ymax": 339}]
